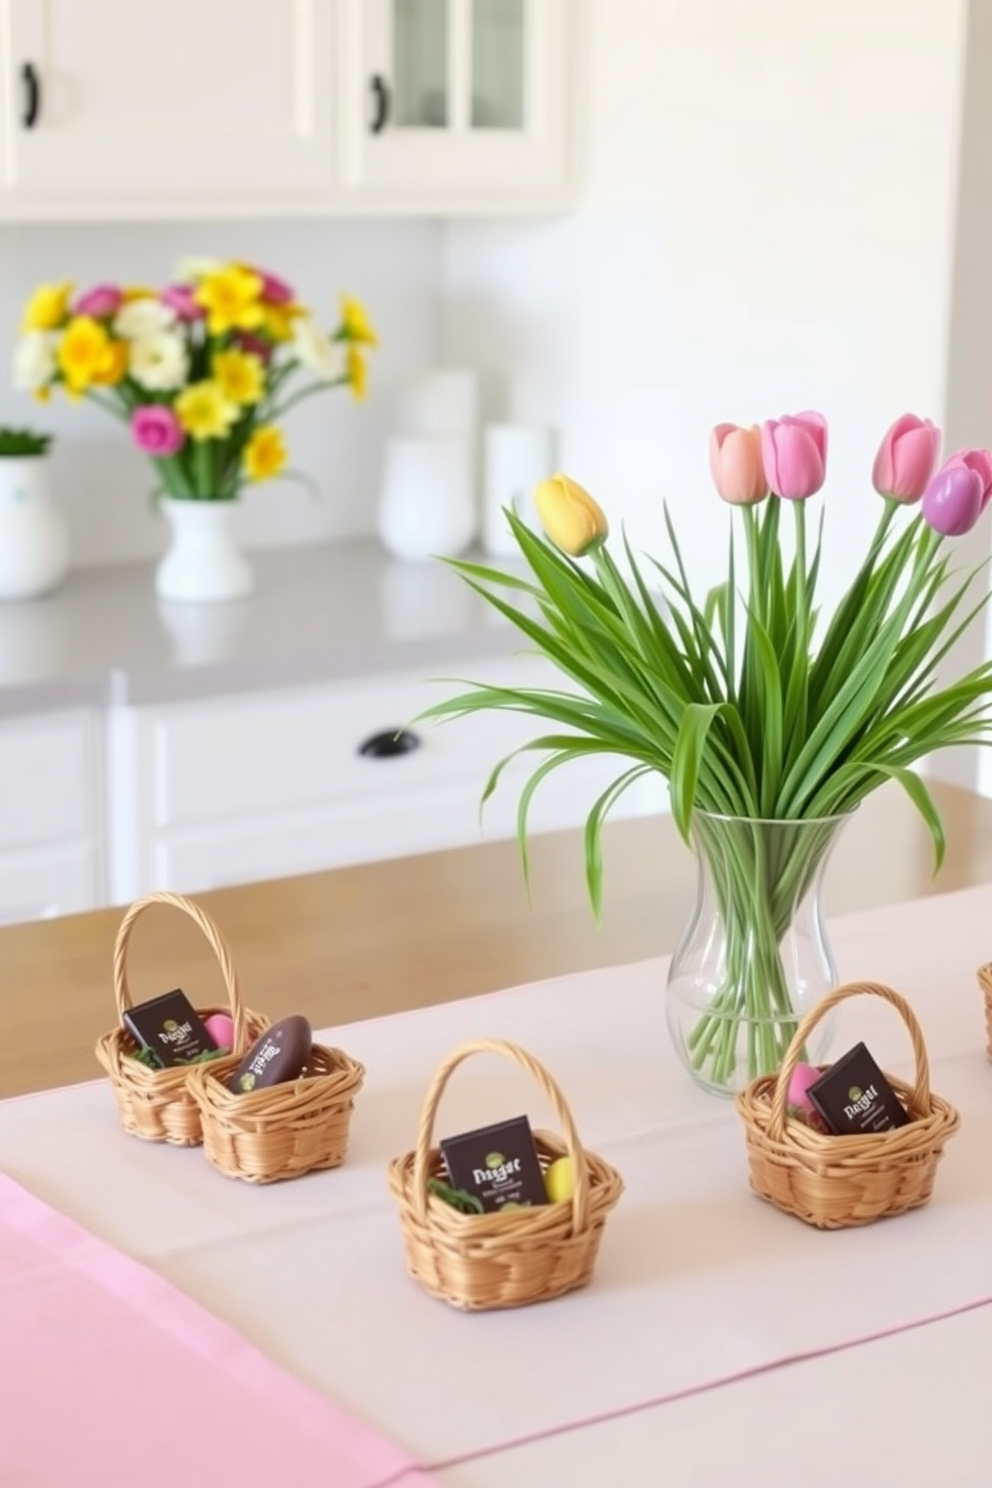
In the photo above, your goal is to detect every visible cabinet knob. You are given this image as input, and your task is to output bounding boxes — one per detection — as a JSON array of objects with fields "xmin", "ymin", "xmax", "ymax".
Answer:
[
  {"xmin": 357, "ymin": 727, "xmax": 420, "ymax": 760},
  {"xmin": 21, "ymin": 62, "xmax": 41, "ymax": 129},
  {"xmin": 369, "ymin": 74, "xmax": 390, "ymax": 134}
]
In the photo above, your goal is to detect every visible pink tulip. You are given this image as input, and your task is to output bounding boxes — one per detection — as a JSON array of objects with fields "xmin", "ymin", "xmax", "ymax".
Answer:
[
  {"xmin": 256, "ymin": 269, "xmax": 294, "ymax": 305},
  {"xmin": 74, "ymin": 284, "xmax": 122, "ymax": 319},
  {"xmin": 161, "ymin": 284, "xmax": 204, "ymax": 322},
  {"xmin": 761, "ymin": 410, "xmax": 828, "ymax": 501},
  {"xmin": 922, "ymin": 450, "xmax": 992, "ymax": 536},
  {"xmin": 131, "ymin": 405, "xmax": 185, "ymax": 457},
  {"xmin": 708, "ymin": 423, "xmax": 767, "ymax": 505},
  {"xmin": 871, "ymin": 414, "xmax": 941, "ymax": 503}
]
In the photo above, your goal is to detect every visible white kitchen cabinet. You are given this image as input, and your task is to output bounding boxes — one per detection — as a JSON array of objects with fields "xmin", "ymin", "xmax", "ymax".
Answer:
[
  {"xmin": 106, "ymin": 656, "xmax": 662, "ymax": 902},
  {"xmin": 0, "ymin": 0, "xmax": 336, "ymax": 207},
  {"xmin": 0, "ymin": 707, "xmax": 105, "ymax": 920},
  {"xmin": 340, "ymin": 0, "xmax": 574, "ymax": 207}
]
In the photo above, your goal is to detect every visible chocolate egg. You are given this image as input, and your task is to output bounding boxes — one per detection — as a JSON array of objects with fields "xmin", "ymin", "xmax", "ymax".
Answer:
[{"xmin": 228, "ymin": 1015, "xmax": 312, "ymax": 1095}]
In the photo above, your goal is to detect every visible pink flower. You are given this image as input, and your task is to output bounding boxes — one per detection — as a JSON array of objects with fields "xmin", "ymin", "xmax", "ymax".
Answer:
[
  {"xmin": 131, "ymin": 405, "xmax": 185, "ymax": 457},
  {"xmin": 921, "ymin": 450, "xmax": 992, "ymax": 537},
  {"xmin": 761, "ymin": 411, "xmax": 828, "ymax": 501},
  {"xmin": 256, "ymin": 269, "xmax": 294, "ymax": 305},
  {"xmin": 708, "ymin": 423, "xmax": 767, "ymax": 505},
  {"xmin": 74, "ymin": 284, "xmax": 122, "ymax": 319},
  {"xmin": 232, "ymin": 331, "xmax": 273, "ymax": 363},
  {"xmin": 161, "ymin": 284, "xmax": 204, "ymax": 322},
  {"xmin": 871, "ymin": 414, "xmax": 941, "ymax": 503}
]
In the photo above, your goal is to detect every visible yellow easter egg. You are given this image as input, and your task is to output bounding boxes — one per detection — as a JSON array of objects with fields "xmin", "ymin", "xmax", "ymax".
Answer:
[{"xmin": 544, "ymin": 1156, "xmax": 575, "ymax": 1204}]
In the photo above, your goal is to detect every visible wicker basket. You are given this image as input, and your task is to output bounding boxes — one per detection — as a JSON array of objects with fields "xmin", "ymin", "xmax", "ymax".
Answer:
[
  {"xmin": 93, "ymin": 890, "xmax": 270, "ymax": 1147},
  {"xmin": 735, "ymin": 980, "xmax": 960, "ymax": 1229},
  {"xmin": 187, "ymin": 1042, "xmax": 365, "ymax": 1184},
  {"xmin": 976, "ymin": 962, "xmax": 992, "ymax": 1059},
  {"xmin": 388, "ymin": 1037, "xmax": 624, "ymax": 1312}
]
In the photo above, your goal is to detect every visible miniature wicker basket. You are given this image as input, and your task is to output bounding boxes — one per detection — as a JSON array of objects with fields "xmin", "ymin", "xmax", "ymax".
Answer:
[
  {"xmin": 388, "ymin": 1037, "xmax": 624, "ymax": 1312},
  {"xmin": 93, "ymin": 891, "xmax": 270, "ymax": 1147},
  {"xmin": 975, "ymin": 962, "xmax": 992, "ymax": 1059},
  {"xmin": 187, "ymin": 1041, "xmax": 365, "ymax": 1184},
  {"xmin": 735, "ymin": 980, "xmax": 960, "ymax": 1229}
]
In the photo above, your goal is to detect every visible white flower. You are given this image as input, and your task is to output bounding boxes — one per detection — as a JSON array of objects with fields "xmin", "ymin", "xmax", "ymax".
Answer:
[
  {"xmin": 292, "ymin": 316, "xmax": 339, "ymax": 381},
  {"xmin": 174, "ymin": 255, "xmax": 225, "ymax": 284},
  {"xmin": 12, "ymin": 331, "xmax": 55, "ymax": 392},
  {"xmin": 129, "ymin": 330, "xmax": 189, "ymax": 392},
  {"xmin": 113, "ymin": 298, "xmax": 177, "ymax": 340}
]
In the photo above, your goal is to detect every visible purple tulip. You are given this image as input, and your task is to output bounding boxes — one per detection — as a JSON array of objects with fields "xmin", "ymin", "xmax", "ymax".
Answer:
[
  {"xmin": 921, "ymin": 450, "xmax": 992, "ymax": 537},
  {"xmin": 232, "ymin": 330, "xmax": 273, "ymax": 363},
  {"xmin": 871, "ymin": 413, "xmax": 941, "ymax": 503},
  {"xmin": 131, "ymin": 405, "xmax": 185, "ymax": 457},
  {"xmin": 161, "ymin": 284, "xmax": 204, "ymax": 322},
  {"xmin": 74, "ymin": 284, "xmax": 122, "ymax": 319},
  {"xmin": 761, "ymin": 410, "xmax": 828, "ymax": 501}
]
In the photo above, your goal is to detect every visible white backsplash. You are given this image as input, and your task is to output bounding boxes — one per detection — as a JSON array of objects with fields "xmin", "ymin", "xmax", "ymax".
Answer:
[{"xmin": 0, "ymin": 219, "xmax": 444, "ymax": 567}]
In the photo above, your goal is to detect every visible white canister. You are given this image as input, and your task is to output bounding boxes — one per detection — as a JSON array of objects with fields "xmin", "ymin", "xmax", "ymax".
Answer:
[
  {"xmin": 376, "ymin": 436, "xmax": 477, "ymax": 562},
  {"xmin": 0, "ymin": 456, "xmax": 70, "ymax": 600},
  {"xmin": 482, "ymin": 423, "xmax": 555, "ymax": 557}
]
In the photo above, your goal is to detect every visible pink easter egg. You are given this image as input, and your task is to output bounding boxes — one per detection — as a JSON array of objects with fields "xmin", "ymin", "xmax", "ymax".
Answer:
[{"xmin": 204, "ymin": 1013, "xmax": 235, "ymax": 1051}]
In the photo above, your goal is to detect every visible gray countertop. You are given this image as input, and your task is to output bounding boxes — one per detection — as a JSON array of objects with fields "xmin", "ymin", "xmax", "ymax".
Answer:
[{"xmin": 0, "ymin": 539, "xmax": 521, "ymax": 716}]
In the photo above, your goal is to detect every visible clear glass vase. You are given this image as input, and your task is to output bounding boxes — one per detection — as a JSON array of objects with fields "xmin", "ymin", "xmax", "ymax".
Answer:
[{"xmin": 665, "ymin": 810, "xmax": 849, "ymax": 1099}]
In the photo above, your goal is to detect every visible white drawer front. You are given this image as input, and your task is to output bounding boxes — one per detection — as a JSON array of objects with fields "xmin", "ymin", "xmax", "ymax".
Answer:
[
  {"xmin": 0, "ymin": 711, "xmax": 97, "ymax": 850},
  {"xmin": 148, "ymin": 658, "xmax": 580, "ymax": 830}
]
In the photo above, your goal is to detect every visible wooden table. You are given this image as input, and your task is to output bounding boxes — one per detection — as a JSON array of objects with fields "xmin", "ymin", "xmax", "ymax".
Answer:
[{"xmin": 3, "ymin": 778, "xmax": 992, "ymax": 1098}]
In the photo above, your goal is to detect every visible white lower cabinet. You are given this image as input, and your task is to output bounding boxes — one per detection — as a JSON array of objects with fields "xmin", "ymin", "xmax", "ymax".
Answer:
[
  {"xmin": 107, "ymin": 657, "xmax": 663, "ymax": 902},
  {"xmin": 0, "ymin": 707, "xmax": 104, "ymax": 920}
]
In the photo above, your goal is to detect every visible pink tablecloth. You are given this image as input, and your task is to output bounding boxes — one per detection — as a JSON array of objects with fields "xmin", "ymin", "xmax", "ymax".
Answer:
[{"xmin": 0, "ymin": 1172, "xmax": 436, "ymax": 1488}]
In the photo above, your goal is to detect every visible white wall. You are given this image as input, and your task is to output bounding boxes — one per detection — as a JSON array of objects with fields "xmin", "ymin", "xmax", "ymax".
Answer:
[
  {"xmin": 0, "ymin": 219, "xmax": 442, "ymax": 565},
  {"xmin": 441, "ymin": 0, "xmax": 969, "ymax": 621}
]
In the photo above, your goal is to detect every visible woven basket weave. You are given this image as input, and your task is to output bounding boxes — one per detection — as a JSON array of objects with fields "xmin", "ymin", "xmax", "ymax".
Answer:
[
  {"xmin": 388, "ymin": 1038, "xmax": 624, "ymax": 1312},
  {"xmin": 188, "ymin": 1041, "xmax": 365, "ymax": 1184},
  {"xmin": 975, "ymin": 962, "xmax": 992, "ymax": 1059},
  {"xmin": 735, "ymin": 980, "xmax": 960, "ymax": 1229},
  {"xmin": 93, "ymin": 891, "xmax": 269, "ymax": 1147}
]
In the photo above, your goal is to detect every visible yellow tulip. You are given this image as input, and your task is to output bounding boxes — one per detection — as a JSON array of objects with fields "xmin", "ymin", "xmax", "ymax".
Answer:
[{"xmin": 534, "ymin": 474, "xmax": 609, "ymax": 556}]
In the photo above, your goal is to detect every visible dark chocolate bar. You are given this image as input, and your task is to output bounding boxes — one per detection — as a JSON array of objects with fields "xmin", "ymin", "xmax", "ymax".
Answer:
[
  {"xmin": 122, "ymin": 988, "xmax": 217, "ymax": 1068},
  {"xmin": 806, "ymin": 1041, "xmax": 910, "ymax": 1135},
  {"xmin": 440, "ymin": 1114, "xmax": 548, "ymax": 1213}
]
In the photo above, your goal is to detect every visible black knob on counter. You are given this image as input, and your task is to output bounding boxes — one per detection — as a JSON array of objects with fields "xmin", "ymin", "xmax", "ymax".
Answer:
[{"xmin": 357, "ymin": 727, "xmax": 421, "ymax": 759}]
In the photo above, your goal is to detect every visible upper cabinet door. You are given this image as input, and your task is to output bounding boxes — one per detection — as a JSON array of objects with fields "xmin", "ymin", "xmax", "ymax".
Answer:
[
  {"xmin": 341, "ymin": 0, "xmax": 573, "ymax": 206},
  {"xmin": 1, "ymin": 0, "xmax": 335, "ymax": 203}
]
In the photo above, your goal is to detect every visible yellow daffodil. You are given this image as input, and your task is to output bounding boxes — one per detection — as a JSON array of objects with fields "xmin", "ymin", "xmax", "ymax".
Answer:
[
  {"xmin": 212, "ymin": 348, "xmax": 265, "ymax": 406},
  {"xmin": 243, "ymin": 425, "xmax": 287, "ymax": 482},
  {"xmin": 57, "ymin": 316, "xmax": 113, "ymax": 394},
  {"xmin": 534, "ymin": 473, "xmax": 609, "ymax": 557},
  {"xmin": 91, "ymin": 339, "xmax": 129, "ymax": 387},
  {"xmin": 261, "ymin": 301, "xmax": 303, "ymax": 342},
  {"xmin": 22, "ymin": 281, "xmax": 74, "ymax": 332},
  {"xmin": 346, "ymin": 344, "xmax": 367, "ymax": 401},
  {"xmin": 195, "ymin": 265, "xmax": 265, "ymax": 335},
  {"xmin": 121, "ymin": 285, "xmax": 159, "ymax": 302},
  {"xmin": 175, "ymin": 380, "xmax": 240, "ymax": 442},
  {"xmin": 339, "ymin": 294, "xmax": 378, "ymax": 347}
]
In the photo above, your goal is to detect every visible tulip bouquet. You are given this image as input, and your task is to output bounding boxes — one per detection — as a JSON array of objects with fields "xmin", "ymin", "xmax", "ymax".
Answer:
[
  {"xmin": 12, "ymin": 260, "xmax": 378, "ymax": 501},
  {"xmin": 421, "ymin": 410, "xmax": 992, "ymax": 1093}
]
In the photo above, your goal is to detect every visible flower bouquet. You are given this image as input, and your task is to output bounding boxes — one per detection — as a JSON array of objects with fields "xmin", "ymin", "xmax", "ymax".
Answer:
[
  {"xmin": 12, "ymin": 260, "xmax": 378, "ymax": 599},
  {"xmin": 420, "ymin": 410, "xmax": 992, "ymax": 1095}
]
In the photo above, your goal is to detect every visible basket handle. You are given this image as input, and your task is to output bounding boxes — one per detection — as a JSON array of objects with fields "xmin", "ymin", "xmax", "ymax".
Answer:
[
  {"xmin": 112, "ymin": 890, "xmax": 250, "ymax": 1055},
  {"xmin": 412, "ymin": 1038, "xmax": 591, "ymax": 1233},
  {"xmin": 767, "ymin": 979, "xmax": 931, "ymax": 1141}
]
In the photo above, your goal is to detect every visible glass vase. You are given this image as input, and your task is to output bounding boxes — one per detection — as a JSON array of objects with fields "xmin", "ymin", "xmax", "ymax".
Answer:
[{"xmin": 665, "ymin": 810, "xmax": 849, "ymax": 1099}]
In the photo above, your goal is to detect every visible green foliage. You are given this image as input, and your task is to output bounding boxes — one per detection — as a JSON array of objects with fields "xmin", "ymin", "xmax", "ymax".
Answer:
[
  {"xmin": 0, "ymin": 427, "xmax": 52, "ymax": 457},
  {"xmin": 419, "ymin": 502, "xmax": 992, "ymax": 917}
]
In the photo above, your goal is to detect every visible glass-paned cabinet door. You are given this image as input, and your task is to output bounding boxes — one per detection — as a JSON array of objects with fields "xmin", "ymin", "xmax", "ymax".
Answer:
[{"xmin": 342, "ymin": 0, "xmax": 572, "ymax": 204}]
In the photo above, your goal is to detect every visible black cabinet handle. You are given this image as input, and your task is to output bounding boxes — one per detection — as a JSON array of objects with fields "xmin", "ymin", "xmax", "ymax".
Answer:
[
  {"xmin": 21, "ymin": 62, "xmax": 40, "ymax": 129},
  {"xmin": 358, "ymin": 727, "xmax": 420, "ymax": 759},
  {"xmin": 370, "ymin": 74, "xmax": 390, "ymax": 134}
]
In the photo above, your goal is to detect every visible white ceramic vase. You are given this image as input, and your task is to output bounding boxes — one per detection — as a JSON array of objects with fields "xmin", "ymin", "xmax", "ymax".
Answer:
[
  {"xmin": 156, "ymin": 497, "xmax": 253, "ymax": 604},
  {"xmin": 0, "ymin": 456, "xmax": 70, "ymax": 600},
  {"xmin": 376, "ymin": 436, "xmax": 477, "ymax": 562}
]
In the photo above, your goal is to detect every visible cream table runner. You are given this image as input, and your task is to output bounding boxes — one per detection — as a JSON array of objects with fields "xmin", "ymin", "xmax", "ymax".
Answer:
[{"xmin": 1, "ymin": 884, "xmax": 991, "ymax": 1486}]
